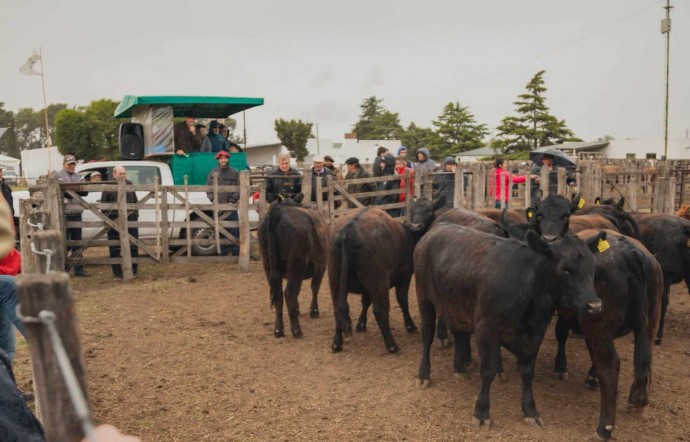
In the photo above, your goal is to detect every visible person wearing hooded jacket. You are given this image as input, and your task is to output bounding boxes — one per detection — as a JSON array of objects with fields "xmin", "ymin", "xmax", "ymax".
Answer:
[
  {"xmin": 415, "ymin": 147, "xmax": 436, "ymax": 173},
  {"xmin": 200, "ymin": 121, "xmax": 230, "ymax": 153}
]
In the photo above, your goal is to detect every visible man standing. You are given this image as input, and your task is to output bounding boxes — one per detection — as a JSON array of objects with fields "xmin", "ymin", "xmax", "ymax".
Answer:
[
  {"xmin": 173, "ymin": 114, "xmax": 201, "ymax": 155},
  {"xmin": 323, "ymin": 155, "xmax": 343, "ymax": 180},
  {"xmin": 372, "ymin": 146, "xmax": 389, "ymax": 177},
  {"xmin": 101, "ymin": 166, "xmax": 138, "ymax": 280},
  {"xmin": 206, "ymin": 151, "xmax": 240, "ymax": 256},
  {"xmin": 265, "ymin": 153, "xmax": 302, "ymax": 203},
  {"xmin": 397, "ymin": 146, "xmax": 414, "ymax": 169},
  {"xmin": 344, "ymin": 157, "xmax": 376, "ymax": 208},
  {"xmin": 56, "ymin": 155, "xmax": 89, "ymax": 277},
  {"xmin": 0, "ymin": 169, "xmax": 13, "ymax": 216},
  {"xmin": 310, "ymin": 156, "xmax": 333, "ymax": 202}
]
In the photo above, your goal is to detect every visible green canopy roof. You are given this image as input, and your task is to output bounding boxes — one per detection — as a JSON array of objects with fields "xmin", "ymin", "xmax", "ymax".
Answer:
[{"xmin": 113, "ymin": 95, "xmax": 264, "ymax": 118}]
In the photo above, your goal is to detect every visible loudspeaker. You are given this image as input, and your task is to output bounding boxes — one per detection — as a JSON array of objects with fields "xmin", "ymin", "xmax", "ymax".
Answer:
[{"xmin": 119, "ymin": 123, "xmax": 145, "ymax": 160}]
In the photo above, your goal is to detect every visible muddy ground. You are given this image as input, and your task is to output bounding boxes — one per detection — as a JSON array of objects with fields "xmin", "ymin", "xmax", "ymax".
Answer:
[{"xmin": 12, "ymin": 261, "xmax": 690, "ymax": 441}]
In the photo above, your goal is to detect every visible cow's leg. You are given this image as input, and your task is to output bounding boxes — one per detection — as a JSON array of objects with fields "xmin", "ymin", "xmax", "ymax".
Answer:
[
  {"xmin": 586, "ymin": 335, "xmax": 619, "ymax": 440},
  {"xmin": 272, "ymin": 280, "xmax": 285, "ymax": 338},
  {"xmin": 554, "ymin": 316, "xmax": 570, "ymax": 379},
  {"xmin": 453, "ymin": 331, "xmax": 473, "ymax": 378},
  {"xmin": 436, "ymin": 318, "xmax": 450, "ymax": 348},
  {"xmin": 416, "ymin": 299, "xmax": 436, "ymax": 386},
  {"xmin": 285, "ymin": 276, "xmax": 305, "ymax": 338},
  {"xmin": 395, "ymin": 276, "xmax": 418, "ymax": 333},
  {"xmin": 309, "ymin": 269, "xmax": 325, "ymax": 318},
  {"xmin": 356, "ymin": 294, "xmax": 371, "ymax": 332},
  {"xmin": 627, "ymin": 319, "xmax": 654, "ymax": 411},
  {"xmin": 473, "ymin": 322, "xmax": 499, "ymax": 429},
  {"xmin": 517, "ymin": 352, "xmax": 544, "ymax": 427},
  {"xmin": 655, "ymin": 283, "xmax": 670, "ymax": 345},
  {"xmin": 370, "ymin": 287, "xmax": 399, "ymax": 354},
  {"xmin": 584, "ymin": 339, "xmax": 600, "ymax": 390}
]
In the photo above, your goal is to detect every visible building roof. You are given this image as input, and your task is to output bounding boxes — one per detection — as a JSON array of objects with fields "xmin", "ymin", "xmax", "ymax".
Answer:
[
  {"xmin": 542, "ymin": 141, "xmax": 609, "ymax": 151},
  {"xmin": 114, "ymin": 95, "xmax": 264, "ymax": 118}
]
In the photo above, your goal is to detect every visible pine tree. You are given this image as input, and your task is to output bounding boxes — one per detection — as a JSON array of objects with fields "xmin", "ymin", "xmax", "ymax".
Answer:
[
  {"xmin": 351, "ymin": 96, "xmax": 403, "ymax": 140},
  {"xmin": 431, "ymin": 101, "xmax": 488, "ymax": 158},
  {"xmin": 274, "ymin": 119, "xmax": 314, "ymax": 163},
  {"xmin": 497, "ymin": 70, "xmax": 578, "ymax": 152}
]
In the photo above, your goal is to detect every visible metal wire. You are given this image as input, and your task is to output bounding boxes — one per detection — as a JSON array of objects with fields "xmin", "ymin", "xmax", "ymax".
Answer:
[{"xmin": 30, "ymin": 243, "xmax": 53, "ymax": 273}]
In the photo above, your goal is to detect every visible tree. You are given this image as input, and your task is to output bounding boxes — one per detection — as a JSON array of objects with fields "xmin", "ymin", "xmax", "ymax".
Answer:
[
  {"xmin": 496, "ymin": 70, "xmax": 578, "ymax": 152},
  {"xmin": 351, "ymin": 96, "xmax": 403, "ymax": 140},
  {"xmin": 84, "ymin": 99, "xmax": 120, "ymax": 159},
  {"xmin": 274, "ymin": 119, "xmax": 314, "ymax": 163},
  {"xmin": 55, "ymin": 110, "xmax": 100, "ymax": 160},
  {"xmin": 0, "ymin": 103, "xmax": 20, "ymax": 158},
  {"xmin": 432, "ymin": 101, "xmax": 489, "ymax": 158},
  {"xmin": 398, "ymin": 122, "xmax": 441, "ymax": 158}
]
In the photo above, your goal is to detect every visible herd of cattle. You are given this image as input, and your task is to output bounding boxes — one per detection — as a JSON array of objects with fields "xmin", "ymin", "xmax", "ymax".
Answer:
[{"xmin": 257, "ymin": 191, "xmax": 690, "ymax": 441}]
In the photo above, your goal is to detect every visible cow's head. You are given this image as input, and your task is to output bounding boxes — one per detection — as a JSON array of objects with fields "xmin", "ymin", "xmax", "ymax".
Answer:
[
  {"xmin": 274, "ymin": 192, "xmax": 305, "ymax": 207},
  {"xmin": 526, "ymin": 193, "xmax": 582, "ymax": 242},
  {"xmin": 526, "ymin": 229, "xmax": 603, "ymax": 315},
  {"xmin": 594, "ymin": 196, "xmax": 625, "ymax": 210},
  {"xmin": 409, "ymin": 196, "xmax": 447, "ymax": 233},
  {"xmin": 499, "ymin": 209, "xmax": 532, "ymax": 240}
]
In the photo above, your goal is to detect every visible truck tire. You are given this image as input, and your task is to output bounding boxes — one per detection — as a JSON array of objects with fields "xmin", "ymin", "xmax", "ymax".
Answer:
[{"xmin": 190, "ymin": 227, "xmax": 218, "ymax": 256}]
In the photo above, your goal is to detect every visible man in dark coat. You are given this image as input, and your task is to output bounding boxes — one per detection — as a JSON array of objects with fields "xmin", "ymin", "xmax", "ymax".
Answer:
[
  {"xmin": 372, "ymin": 146, "xmax": 389, "ymax": 177},
  {"xmin": 432, "ymin": 156, "xmax": 466, "ymax": 209},
  {"xmin": 173, "ymin": 114, "xmax": 201, "ymax": 155},
  {"xmin": 344, "ymin": 157, "xmax": 376, "ymax": 208},
  {"xmin": 101, "ymin": 166, "xmax": 139, "ymax": 280},
  {"xmin": 265, "ymin": 153, "xmax": 302, "ymax": 203},
  {"xmin": 310, "ymin": 156, "xmax": 333, "ymax": 202},
  {"xmin": 0, "ymin": 169, "xmax": 12, "ymax": 216},
  {"xmin": 207, "ymin": 151, "xmax": 240, "ymax": 256}
]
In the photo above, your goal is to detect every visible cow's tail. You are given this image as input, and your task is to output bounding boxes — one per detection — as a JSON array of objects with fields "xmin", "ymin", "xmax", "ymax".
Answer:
[
  {"xmin": 624, "ymin": 242, "xmax": 653, "ymax": 408},
  {"xmin": 336, "ymin": 229, "xmax": 353, "ymax": 336},
  {"xmin": 267, "ymin": 207, "xmax": 283, "ymax": 308}
]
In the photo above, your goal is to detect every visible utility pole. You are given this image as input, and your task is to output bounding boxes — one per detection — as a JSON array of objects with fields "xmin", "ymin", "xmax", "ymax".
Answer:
[
  {"xmin": 662, "ymin": 0, "xmax": 673, "ymax": 159},
  {"xmin": 242, "ymin": 111, "xmax": 247, "ymax": 149},
  {"xmin": 315, "ymin": 123, "xmax": 320, "ymax": 155}
]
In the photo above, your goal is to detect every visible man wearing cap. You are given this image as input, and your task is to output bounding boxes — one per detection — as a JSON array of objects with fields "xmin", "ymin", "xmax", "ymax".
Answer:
[
  {"xmin": 56, "ymin": 155, "xmax": 89, "ymax": 277},
  {"xmin": 344, "ymin": 157, "xmax": 376, "ymax": 208},
  {"xmin": 206, "ymin": 151, "xmax": 240, "ymax": 256},
  {"xmin": 323, "ymin": 155, "xmax": 342, "ymax": 180},
  {"xmin": 372, "ymin": 146, "xmax": 389, "ymax": 178},
  {"xmin": 310, "ymin": 156, "xmax": 333, "ymax": 203},
  {"xmin": 174, "ymin": 114, "xmax": 201, "ymax": 155}
]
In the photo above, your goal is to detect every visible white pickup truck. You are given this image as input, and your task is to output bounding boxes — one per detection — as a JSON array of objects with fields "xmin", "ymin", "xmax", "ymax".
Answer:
[{"xmin": 14, "ymin": 160, "xmax": 256, "ymax": 256}]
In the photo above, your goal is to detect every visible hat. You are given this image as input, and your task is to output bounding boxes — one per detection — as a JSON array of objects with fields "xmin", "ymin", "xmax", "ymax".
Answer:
[
  {"xmin": 345, "ymin": 157, "xmax": 359, "ymax": 165},
  {"xmin": 397, "ymin": 146, "xmax": 407, "ymax": 154},
  {"xmin": 209, "ymin": 120, "xmax": 220, "ymax": 129},
  {"xmin": 90, "ymin": 171, "xmax": 102, "ymax": 177},
  {"xmin": 383, "ymin": 152, "xmax": 396, "ymax": 166},
  {"xmin": 313, "ymin": 155, "xmax": 324, "ymax": 163},
  {"xmin": 215, "ymin": 151, "xmax": 230, "ymax": 159},
  {"xmin": 443, "ymin": 156, "xmax": 458, "ymax": 165},
  {"xmin": 324, "ymin": 155, "xmax": 334, "ymax": 162},
  {"xmin": 64, "ymin": 155, "xmax": 77, "ymax": 164}
]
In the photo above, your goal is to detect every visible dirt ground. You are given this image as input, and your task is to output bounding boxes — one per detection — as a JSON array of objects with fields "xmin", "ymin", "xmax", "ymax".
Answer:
[{"xmin": 12, "ymin": 261, "xmax": 690, "ymax": 441}]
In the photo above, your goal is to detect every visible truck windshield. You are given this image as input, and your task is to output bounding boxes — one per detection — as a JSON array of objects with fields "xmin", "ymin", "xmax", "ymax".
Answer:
[{"xmin": 79, "ymin": 165, "xmax": 161, "ymax": 185}]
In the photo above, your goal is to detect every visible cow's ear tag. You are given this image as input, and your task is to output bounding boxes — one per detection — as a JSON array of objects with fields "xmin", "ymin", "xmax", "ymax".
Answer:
[
  {"xmin": 578, "ymin": 198, "xmax": 585, "ymax": 209},
  {"xmin": 527, "ymin": 211, "xmax": 533, "ymax": 219},
  {"xmin": 597, "ymin": 239, "xmax": 610, "ymax": 253}
]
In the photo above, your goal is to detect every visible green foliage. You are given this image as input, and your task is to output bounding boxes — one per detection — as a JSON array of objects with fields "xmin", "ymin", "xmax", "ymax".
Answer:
[
  {"xmin": 351, "ymin": 96, "xmax": 403, "ymax": 140},
  {"xmin": 274, "ymin": 119, "xmax": 314, "ymax": 163},
  {"xmin": 398, "ymin": 122, "xmax": 440, "ymax": 154},
  {"xmin": 431, "ymin": 101, "xmax": 489, "ymax": 159},
  {"xmin": 0, "ymin": 103, "xmax": 20, "ymax": 158},
  {"xmin": 54, "ymin": 99, "xmax": 120, "ymax": 161},
  {"xmin": 497, "ymin": 70, "xmax": 577, "ymax": 152},
  {"xmin": 596, "ymin": 134, "xmax": 615, "ymax": 142},
  {"xmin": 480, "ymin": 151, "xmax": 531, "ymax": 161}
]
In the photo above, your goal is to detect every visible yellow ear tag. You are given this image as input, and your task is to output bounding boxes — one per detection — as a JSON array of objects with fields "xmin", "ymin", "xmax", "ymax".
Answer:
[
  {"xmin": 578, "ymin": 198, "xmax": 585, "ymax": 209},
  {"xmin": 527, "ymin": 211, "xmax": 533, "ymax": 219},
  {"xmin": 597, "ymin": 239, "xmax": 610, "ymax": 253}
]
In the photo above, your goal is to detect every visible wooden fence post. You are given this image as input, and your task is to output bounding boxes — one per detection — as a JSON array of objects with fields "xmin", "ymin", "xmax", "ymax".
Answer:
[
  {"xmin": 540, "ymin": 166, "xmax": 550, "ymax": 198},
  {"xmin": 557, "ymin": 167, "xmax": 566, "ymax": 196},
  {"xmin": 301, "ymin": 170, "xmax": 312, "ymax": 206},
  {"xmin": 258, "ymin": 182, "xmax": 267, "ymax": 219},
  {"xmin": 414, "ymin": 168, "xmax": 422, "ymax": 199},
  {"xmin": 30, "ymin": 230, "xmax": 66, "ymax": 273},
  {"xmin": 404, "ymin": 171, "xmax": 411, "ymax": 222},
  {"xmin": 18, "ymin": 272, "xmax": 90, "ymax": 442},
  {"xmin": 116, "ymin": 176, "xmax": 134, "ymax": 281},
  {"xmin": 160, "ymin": 187, "xmax": 170, "ymax": 264},
  {"xmin": 423, "ymin": 169, "xmax": 432, "ymax": 200},
  {"xmin": 184, "ymin": 176, "xmax": 192, "ymax": 258},
  {"xmin": 629, "ymin": 176, "xmax": 638, "ymax": 212},
  {"xmin": 212, "ymin": 172, "xmax": 220, "ymax": 256},
  {"xmin": 454, "ymin": 167, "xmax": 464, "ymax": 209},
  {"xmin": 316, "ymin": 175, "xmax": 324, "ymax": 214},
  {"xmin": 327, "ymin": 175, "xmax": 335, "ymax": 224},
  {"xmin": 239, "ymin": 171, "xmax": 250, "ymax": 271}
]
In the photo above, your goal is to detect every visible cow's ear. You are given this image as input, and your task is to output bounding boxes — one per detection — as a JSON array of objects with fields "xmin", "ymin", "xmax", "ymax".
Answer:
[
  {"xmin": 293, "ymin": 193, "xmax": 304, "ymax": 204},
  {"xmin": 526, "ymin": 230, "xmax": 553, "ymax": 257},
  {"xmin": 570, "ymin": 193, "xmax": 584, "ymax": 213},
  {"xmin": 616, "ymin": 197, "xmax": 625, "ymax": 210},
  {"xmin": 432, "ymin": 195, "xmax": 447, "ymax": 212},
  {"xmin": 525, "ymin": 207, "xmax": 537, "ymax": 224},
  {"xmin": 585, "ymin": 230, "xmax": 608, "ymax": 254},
  {"xmin": 594, "ymin": 197, "xmax": 601, "ymax": 205}
]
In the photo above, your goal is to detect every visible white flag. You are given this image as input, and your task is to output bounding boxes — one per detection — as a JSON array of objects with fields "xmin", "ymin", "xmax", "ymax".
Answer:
[{"xmin": 19, "ymin": 50, "xmax": 42, "ymax": 76}]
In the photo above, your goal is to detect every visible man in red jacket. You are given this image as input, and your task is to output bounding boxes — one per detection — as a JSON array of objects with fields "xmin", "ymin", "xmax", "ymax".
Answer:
[{"xmin": 0, "ymin": 195, "xmax": 23, "ymax": 362}]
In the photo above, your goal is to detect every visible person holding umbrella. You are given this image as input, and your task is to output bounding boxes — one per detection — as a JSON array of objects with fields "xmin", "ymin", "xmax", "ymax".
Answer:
[{"xmin": 529, "ymin": 148, "xmax": 576, "ymax": 199}]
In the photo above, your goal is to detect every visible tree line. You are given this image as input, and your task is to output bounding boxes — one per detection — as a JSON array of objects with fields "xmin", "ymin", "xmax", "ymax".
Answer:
[{"xmin": 276, "ymin": 70, "xmax": 582, "ymax": 162}]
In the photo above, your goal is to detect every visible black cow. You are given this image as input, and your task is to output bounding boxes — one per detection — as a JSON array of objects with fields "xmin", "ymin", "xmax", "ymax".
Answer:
[
  {"xmin": 258, "ymin": 194, "xmax": 329, "ymax": 338},
  {"xmin": 329, "ymin": 197, "xmax": 445, "ymax": 353},
  {"xmin": 414, "ymin": 224, "xmax": 602, "ymax": 429},
  {"xmin": 554, "ymin": 229, "xmax": 662, "ymax": 440},
  {"xmin": 633, "ymin": 213, "xmax": 690, "ymax": 344},
  {"xmin": 525, "ymin": 194, "xmax": 582, "ymax": 241},
  {"xmin": 431, "ymin": 208, "xmax": 507, "ymax": 238},
  {"xmin": 576, "ymin": 196, "xmax": 640, "ymax": 239}
]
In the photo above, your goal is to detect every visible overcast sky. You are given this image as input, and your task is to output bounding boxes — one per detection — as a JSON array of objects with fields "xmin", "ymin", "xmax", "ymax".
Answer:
[{"xmin": 1, "ymin": 0, "xmax": 688, "ymax": 146}]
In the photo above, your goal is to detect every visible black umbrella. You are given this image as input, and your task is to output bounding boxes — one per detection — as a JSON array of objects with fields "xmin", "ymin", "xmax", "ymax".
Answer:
[{"xmin": 529, "ymin": 147, "xmax": 576, "ymax": 169}]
